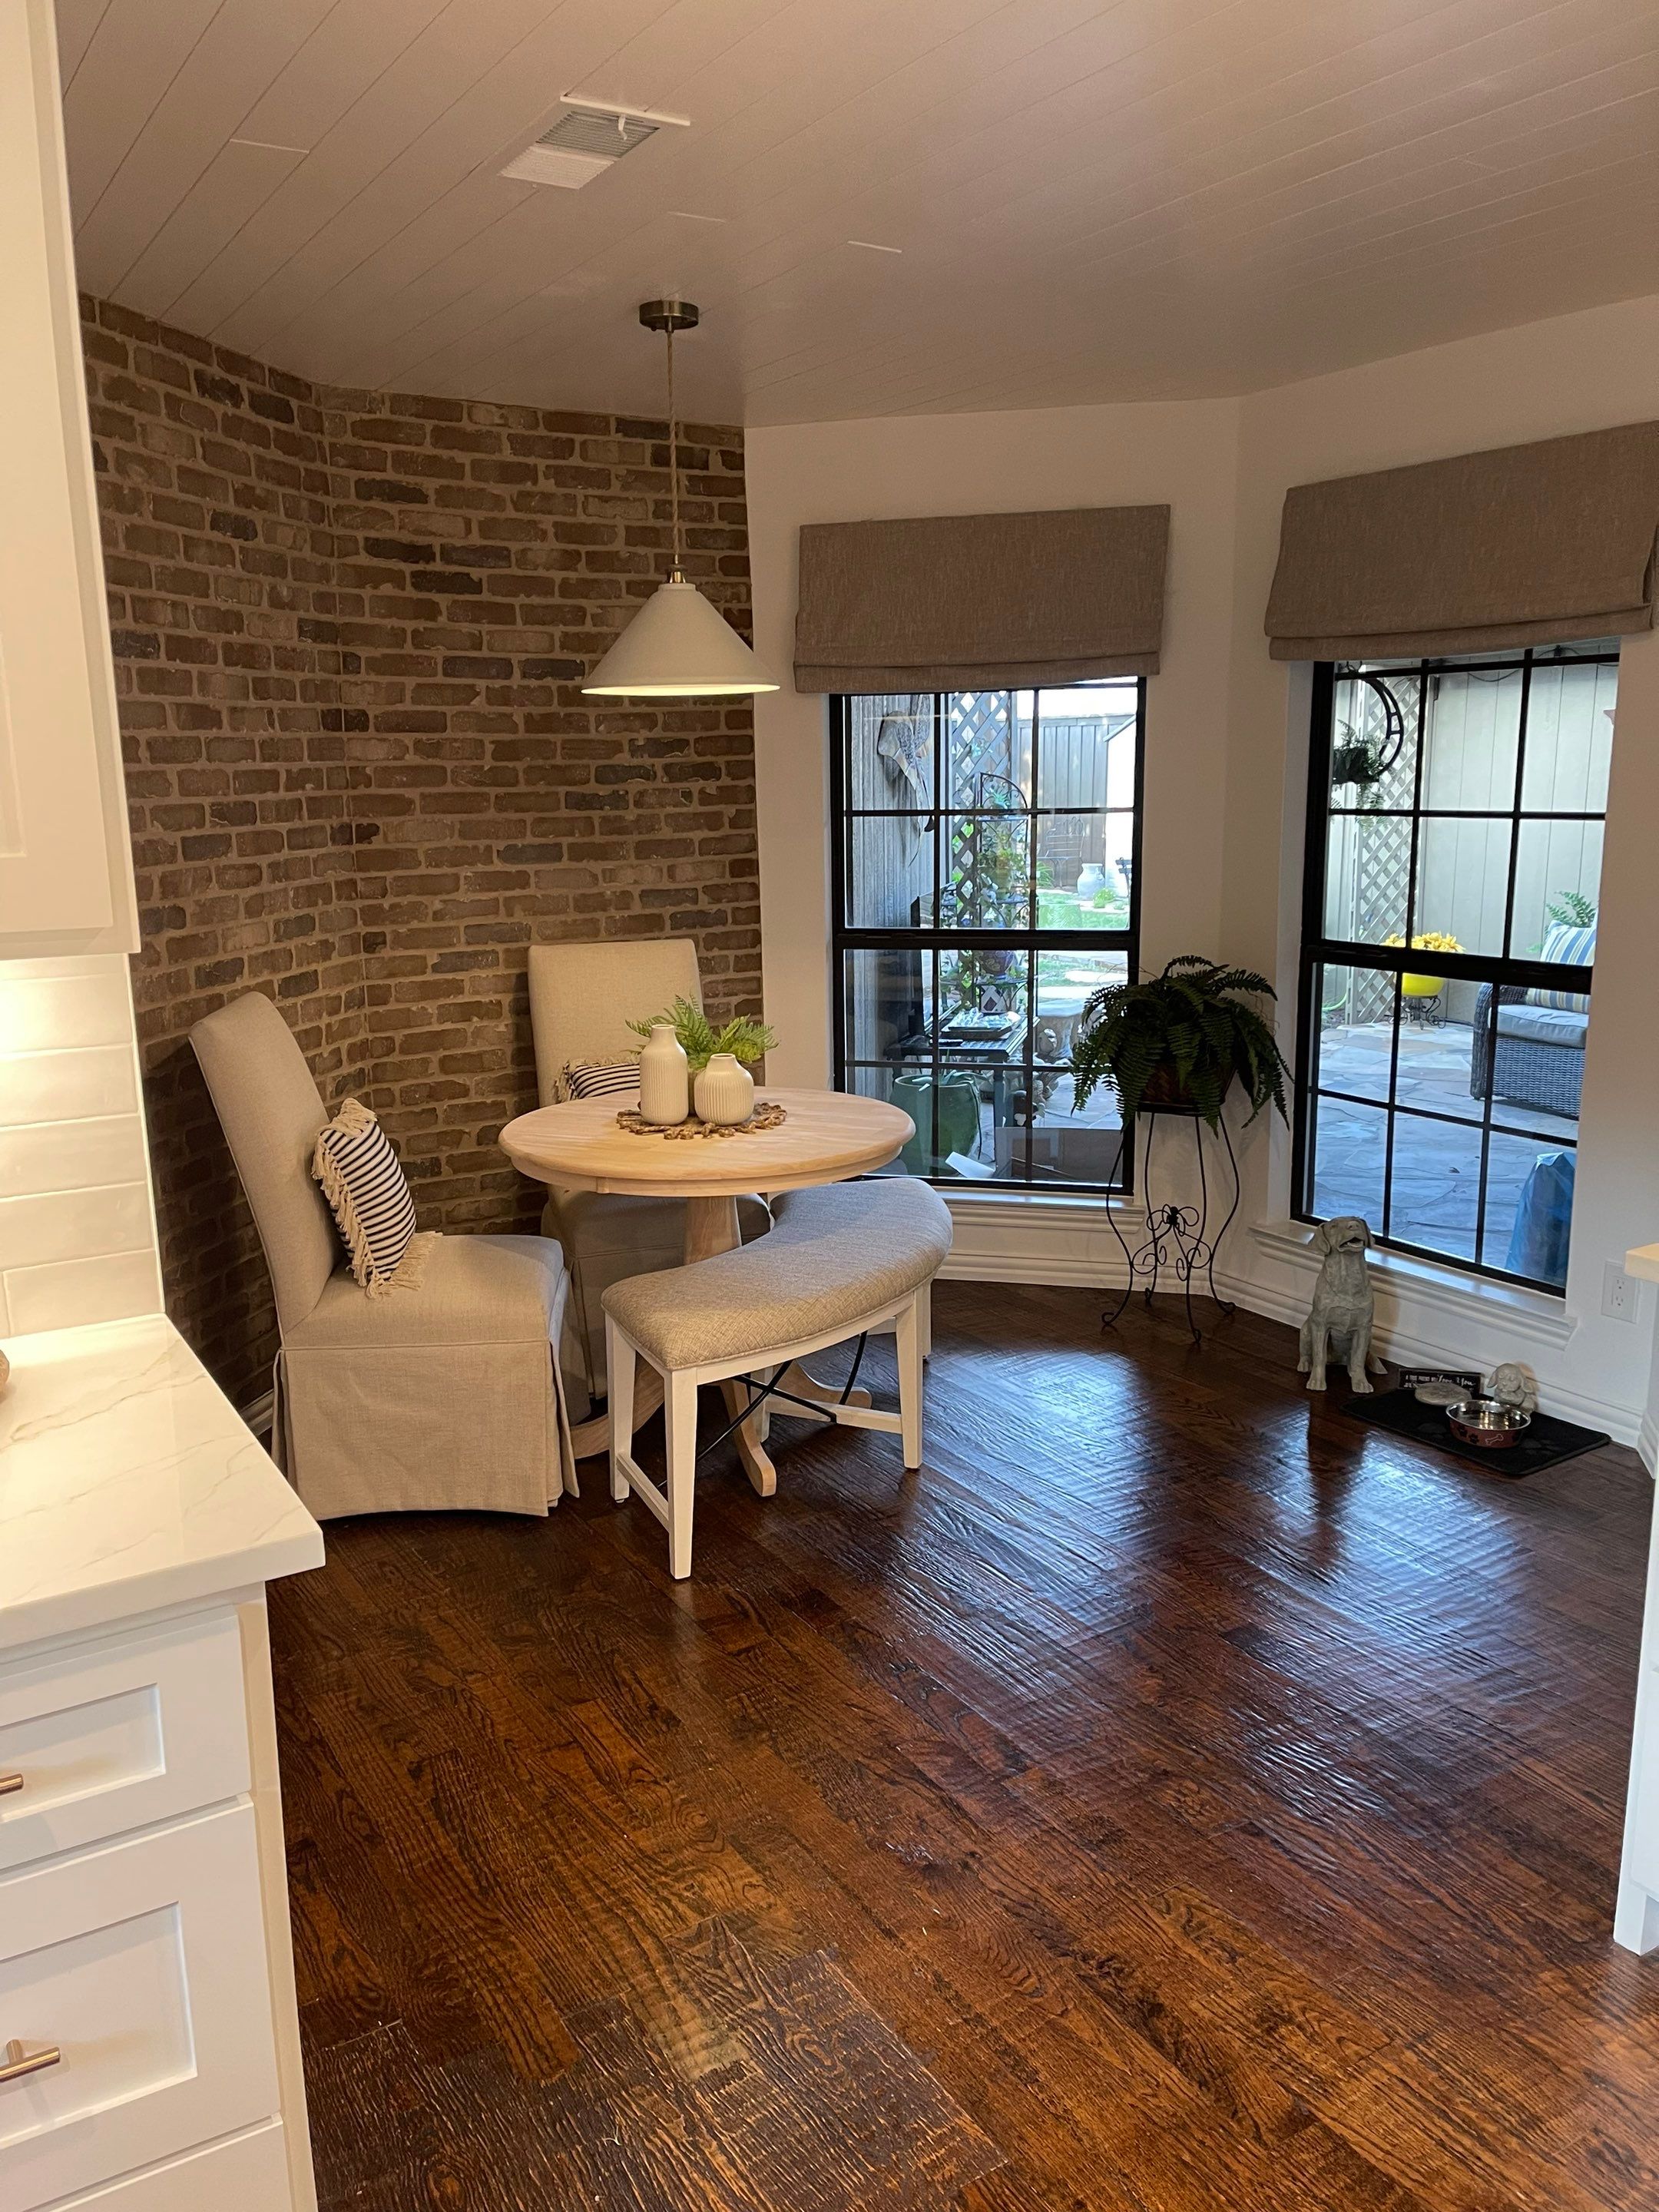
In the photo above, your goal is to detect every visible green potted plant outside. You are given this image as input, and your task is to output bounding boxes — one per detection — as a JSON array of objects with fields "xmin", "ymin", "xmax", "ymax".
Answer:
[{"xmin": 1071, "ymin": 955, "xmax": 1290, "ymax": 1131}]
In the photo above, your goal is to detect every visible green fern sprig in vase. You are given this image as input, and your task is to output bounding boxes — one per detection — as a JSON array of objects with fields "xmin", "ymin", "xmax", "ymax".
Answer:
[
  {"xmin": 626, "ymin": 995, "xmax": 778, "ymax": 1073},
  {"xmin": 1071, "ymin": 955, "xmax": 1290, "ymax": 1131}
]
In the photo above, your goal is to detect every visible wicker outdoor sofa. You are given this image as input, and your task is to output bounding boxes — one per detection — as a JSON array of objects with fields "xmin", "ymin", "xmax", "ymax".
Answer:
[{"xmin": 1469, "ymin": 982, "xmax": 1587, "ymax": 1121}]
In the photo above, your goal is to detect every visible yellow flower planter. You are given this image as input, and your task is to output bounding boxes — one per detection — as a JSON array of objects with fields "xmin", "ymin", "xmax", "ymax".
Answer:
[{"xmin": 1385, "ymin": 932, "xmax": 1461, "ymax": 1002}]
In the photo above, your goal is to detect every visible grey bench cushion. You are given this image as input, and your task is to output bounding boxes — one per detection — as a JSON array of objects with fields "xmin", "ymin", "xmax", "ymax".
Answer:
[{"xmin": 603, "ymin": 1178, "xmax": 952, "ymax": 1371}]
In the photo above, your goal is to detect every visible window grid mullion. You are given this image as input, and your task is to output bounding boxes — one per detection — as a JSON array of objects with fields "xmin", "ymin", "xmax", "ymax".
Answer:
[
  {"xmin": 830, "ymin": 682, "xmax": 1143, "ymax": 1198},
  {"xmin": 1293, "ymin": 648, "xmax": 1606, "ymax": 1294},
  {"xmin": 1022, "ymin": 690, "xmax": 1038, "ymax": 1187},
  {"xmin": 1379, "ymin": 673, "xmax": 1429, "ymax": 1243}
]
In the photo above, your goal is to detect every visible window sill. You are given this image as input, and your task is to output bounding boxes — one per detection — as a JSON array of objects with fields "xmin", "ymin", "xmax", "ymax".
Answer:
[
  {"xmin": 1250, "ymin": 1219, "xmax": 1578, "ymax": 1351},
  {"xmin": 935, "ymin": 1185, "xmax": 1139, "ymax": 1222}
]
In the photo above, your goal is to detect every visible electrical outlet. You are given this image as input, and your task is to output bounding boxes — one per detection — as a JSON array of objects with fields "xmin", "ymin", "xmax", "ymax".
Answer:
[{"xmin": 1603, "ymin": 1261, "xmax": 1637, "ymax": 1323}]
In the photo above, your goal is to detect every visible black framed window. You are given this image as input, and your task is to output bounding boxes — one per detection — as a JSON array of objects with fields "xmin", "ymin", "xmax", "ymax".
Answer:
[
  {"xmin": 1294, "ymin": 641, "xmax": 1617, "ymax": 1291},
  {"xmin": 831, "ymin": 683, "xmax": 1143, "ymax": 1193}
]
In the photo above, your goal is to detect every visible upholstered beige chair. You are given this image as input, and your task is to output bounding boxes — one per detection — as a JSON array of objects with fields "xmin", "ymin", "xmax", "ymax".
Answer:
[
  {"xmin": 526, "ymin": 936, "xmax": 770, "ymax": 1407},
  {"xmin": 191, "ymin": 992, "xmax": 575, "ymax": 1521}
]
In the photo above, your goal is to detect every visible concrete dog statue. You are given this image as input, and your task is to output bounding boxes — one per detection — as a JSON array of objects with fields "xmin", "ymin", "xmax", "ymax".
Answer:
[
  {"xmin": 1298, "ymin": 1216, "xmax": 1387, "ymax": 1393},
  {"xmin": 1488, "ymin": 1362, "xmax": 1539, "ymax": 1414}
]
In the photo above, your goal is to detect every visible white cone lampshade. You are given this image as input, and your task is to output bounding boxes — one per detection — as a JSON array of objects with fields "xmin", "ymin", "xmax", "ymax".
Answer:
[{"xmin": 581, "ymin": 577, "xmax": 780, "ymax": 697}]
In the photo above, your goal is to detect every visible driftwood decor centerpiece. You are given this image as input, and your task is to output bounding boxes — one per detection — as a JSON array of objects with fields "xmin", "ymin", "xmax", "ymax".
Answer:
[{"xmin": 614, "ymin": 1100, "xmax": 788, "ymax": 1141}]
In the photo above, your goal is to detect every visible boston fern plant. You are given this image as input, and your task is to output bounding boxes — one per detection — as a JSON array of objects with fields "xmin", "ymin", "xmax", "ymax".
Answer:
[
  {"xmin": 1071, "ymin": 956, "xmax": 1290, "ymax": 1131},
  {"xmin": 626, "ymin": 995, "xmax": 778, "ymax": 1072}
]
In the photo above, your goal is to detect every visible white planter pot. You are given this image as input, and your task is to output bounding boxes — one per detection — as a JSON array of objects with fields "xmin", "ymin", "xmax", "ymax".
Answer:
[
  {"xmin": 694, "ymin": 1053, "xmax": 754, "ymax": 1126},
  {"xmin": 637, "ymin": 1023, "xmax": 690, "ymax": 1124}
]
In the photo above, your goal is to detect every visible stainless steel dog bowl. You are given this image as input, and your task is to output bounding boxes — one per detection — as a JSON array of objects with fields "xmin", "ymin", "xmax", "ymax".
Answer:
[{"xmin": 1445, "ymin": 1397, "xmax": 1532, "ymax": 1449}]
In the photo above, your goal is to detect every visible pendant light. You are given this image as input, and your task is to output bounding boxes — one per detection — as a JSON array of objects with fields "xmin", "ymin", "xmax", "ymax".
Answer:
[{"xmin": 581, "ymin": 300, "xmax": 779, "ymax": 697}]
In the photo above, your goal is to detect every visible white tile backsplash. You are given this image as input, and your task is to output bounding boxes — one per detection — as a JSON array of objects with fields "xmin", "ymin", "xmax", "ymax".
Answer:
[
  {"xmin": 0, "ymin": 963, "xmax": 132, "ymax": 1053},
  {"xmin": 5, "ymin": 1249, "xmax": 163, "ymax": 1335},
  {"xmin": 0, "ymin": 1114, "xmax": 149, "ymax": 1198},
  {"xmin": 0, "ymin": 954, "xmax": 157, "ymax": 1336},
  {"xmin": 0, "ymin": 1043, "xmax": 137, "ymax": 1127},
  {"xmin": 0, "ymin": 1183, "xmax": 151, "ymax": 1267}
]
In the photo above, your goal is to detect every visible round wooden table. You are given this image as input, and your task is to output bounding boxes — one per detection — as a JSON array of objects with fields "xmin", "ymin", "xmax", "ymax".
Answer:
[{"xmin": 498, "ymin": 1086, "xmax": 914, "ymax": 1482}]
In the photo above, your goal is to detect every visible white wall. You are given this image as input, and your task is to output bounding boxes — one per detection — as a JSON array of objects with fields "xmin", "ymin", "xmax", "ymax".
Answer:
[
  {"xmin": 747, "ymin": 399, "xmax": 1242, "ymax": 1084},
  {"xmin": 745, "ymin": 290, "xmax": 1659, "ymax": 1442},
  {"xmin": 1224, "ymin": 295, "xmax": 1659, "ymax": 1443}
]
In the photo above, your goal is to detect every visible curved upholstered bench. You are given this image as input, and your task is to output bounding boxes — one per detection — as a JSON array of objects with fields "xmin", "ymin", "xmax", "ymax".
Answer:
[{"xmin": 602, "ymin": 1178, "xmax": 952, "ymax": 1578}]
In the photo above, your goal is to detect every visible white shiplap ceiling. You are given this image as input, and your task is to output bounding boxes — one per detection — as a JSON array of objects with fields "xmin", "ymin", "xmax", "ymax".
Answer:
[{"xmin": 57, "ymin": 0, "xmax": 1659, "ymax": 426}]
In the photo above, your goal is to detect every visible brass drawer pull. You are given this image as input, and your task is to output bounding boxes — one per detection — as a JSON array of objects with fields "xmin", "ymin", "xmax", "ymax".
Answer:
[
  {"xmin": 1, "ymin": 2038, "xmax": 61, "ymax": 2084},
  {"xmin": 0, "ymin": 1774, "xmax": 22, "ymax": 1797}
]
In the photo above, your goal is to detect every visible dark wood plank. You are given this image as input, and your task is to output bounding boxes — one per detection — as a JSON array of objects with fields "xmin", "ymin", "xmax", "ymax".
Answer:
[{"xmin": 270, "ymin": 1287, "xmax": 1659, "ymax": 2210}]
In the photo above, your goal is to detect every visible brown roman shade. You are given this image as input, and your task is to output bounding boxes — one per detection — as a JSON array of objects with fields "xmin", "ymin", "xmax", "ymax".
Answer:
[
  {"xmin": 1265, "ymin": 421, "xmax": 1659, "ymax": 662},
  {"xmin": 793, "ymin": 505, "xmax": 1170, "ymax": 693}
]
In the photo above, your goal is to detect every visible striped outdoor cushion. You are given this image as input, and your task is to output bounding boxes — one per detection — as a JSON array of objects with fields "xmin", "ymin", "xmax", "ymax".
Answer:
[
  {"xmin": 311, "ymin": 1099, "xmax": 419, "ymax": 1293},
  {"xmin": 1525, "ymin": 922, "xmax": 1595, "ymax": 1013},
  {"xmin": 565, "ymin": 1060, "xmax": 639, "ymax": 1100}
]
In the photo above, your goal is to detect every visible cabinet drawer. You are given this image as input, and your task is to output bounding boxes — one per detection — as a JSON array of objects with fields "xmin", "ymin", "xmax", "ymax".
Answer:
[
  {"xmin": 41, "ymin": 2121, "xmax": 290, "ymax": 2210},
  {"xmin": 0, "ymin": 1805, "xmax": 279, "ymax": 2212},
  {"xmin": 0, "ymin": 1612, "xmax": 249, "ymax": 1873}
]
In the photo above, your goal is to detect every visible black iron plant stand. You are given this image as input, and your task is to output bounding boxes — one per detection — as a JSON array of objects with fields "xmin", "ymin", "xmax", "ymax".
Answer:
[{"xmin": 1103, "ymin": 1104, "xmax": 1240, "ymax": 1346}]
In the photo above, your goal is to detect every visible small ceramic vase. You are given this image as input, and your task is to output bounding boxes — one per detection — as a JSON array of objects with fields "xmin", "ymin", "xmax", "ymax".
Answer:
[
  {"xmin": 637, "ymin": 1023, "xmax": 690, "ymax": 1125},
  {"xmin": 694, "ymin": 1052, "xmax": 754, "ymax": 1126}
]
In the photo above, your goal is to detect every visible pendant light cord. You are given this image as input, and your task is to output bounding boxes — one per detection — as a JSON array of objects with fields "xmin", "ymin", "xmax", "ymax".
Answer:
[{"xmin": 666, "ymin": 323, "xmax": 683, "ymax": 581}]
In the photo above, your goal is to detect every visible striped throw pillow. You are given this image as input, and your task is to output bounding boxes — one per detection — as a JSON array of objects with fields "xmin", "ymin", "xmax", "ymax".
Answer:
[
  {"xmin": 311, "ymin": 1100, "xmax": 421, "ymax": 1294},
  {"xmin": 564, "ymin": 1060, "xmax": 639, "ymax": 1100},
  {"xmin": 1525, "ymin": 923, "xmax": 1595, "ymax": 1013}
]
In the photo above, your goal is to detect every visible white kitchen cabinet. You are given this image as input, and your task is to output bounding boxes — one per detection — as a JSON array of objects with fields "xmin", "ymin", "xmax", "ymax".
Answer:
[
  {"xmin": 0, "ymin": 1318, "xmax": 326, "ymax": 2212},
  {"xmin": 41, "ymin": 2122, "xmax": 292, "ymax": 2211},
  {"xmin": 1, "ymin": 1806, "xmax": 281, "ymax": 2211},
  {"xmin": 0, "ymin": 0, "xmax": 137, "ymax": 957},
  {"xmin": 0, "ymin": 1609, "xmax": 250, "ymax": 1873}
]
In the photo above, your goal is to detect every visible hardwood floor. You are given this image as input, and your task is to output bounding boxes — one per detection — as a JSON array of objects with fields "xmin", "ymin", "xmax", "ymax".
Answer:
[{"xmin": 269, "ymin": 1285, "xmax": 1659, "ymax": 2210}]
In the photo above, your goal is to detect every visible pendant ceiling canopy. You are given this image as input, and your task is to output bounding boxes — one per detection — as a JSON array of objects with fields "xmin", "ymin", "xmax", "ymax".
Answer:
[{"xmin": 581, "ymin": 300, "xmax": 779, "ymax": 699}]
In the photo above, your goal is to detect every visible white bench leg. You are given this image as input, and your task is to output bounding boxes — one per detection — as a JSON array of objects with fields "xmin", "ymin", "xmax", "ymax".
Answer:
[
  {"xmin": 896, "ymin": 1295, "xmax": 924, "ymax": 1469},
  {"xmin": 918, "ymin": 1277, "xmax": 933, "ymax": 1362},
  {"xmin": 666, "ymin": 1369, "xmax": 699, "ymax": 1580},
  {"xmin": 606, "ymin": 1316, "xmax": 634, "ymax": 1503}
]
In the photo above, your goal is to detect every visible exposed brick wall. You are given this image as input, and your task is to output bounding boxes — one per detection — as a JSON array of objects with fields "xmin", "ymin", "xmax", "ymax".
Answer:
[
  {"xmin": 81, "ymin": 295, "xmax": 760, "ymax": 1407},
  {"xmin": 83, "ymin": 298, "xmax": 361, "ymax": 1408},
  {"xmin": 324, "ymin": 389, "xmax": 759, "ymax": 1237}
]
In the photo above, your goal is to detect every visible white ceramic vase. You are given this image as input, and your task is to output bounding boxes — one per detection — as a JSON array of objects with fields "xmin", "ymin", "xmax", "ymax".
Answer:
[
  {"xmin": 694, "ymin": 1052, "xmax": 754, "ymax": 1126},
  {"xmin": 637, "ymin": 1023, "xmax": 690, "ymax": 1124}
]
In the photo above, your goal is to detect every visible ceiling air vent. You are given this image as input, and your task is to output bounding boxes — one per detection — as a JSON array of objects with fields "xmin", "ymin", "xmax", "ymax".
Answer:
[{"xmin": 502, "ymin": 103, "xmax": 676, "ymax": 190}]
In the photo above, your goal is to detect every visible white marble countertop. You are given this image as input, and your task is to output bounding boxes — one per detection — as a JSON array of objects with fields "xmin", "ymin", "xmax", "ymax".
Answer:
[{"xmin": 0, "ymin": 1313, "xmax": 323, "ymax": 1654}]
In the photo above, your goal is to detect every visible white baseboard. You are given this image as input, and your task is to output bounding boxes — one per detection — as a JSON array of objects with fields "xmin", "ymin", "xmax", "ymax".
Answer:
[
  {"xmin": 1640, "ymin": 1412, "xmax": 1659, "ymax": 1477},
  {"xmin": 937, "ymin": 1191, "xmax": 1645, "ymax": 1449},
  {"xmin": 240, "ymin": 1388, "xmax": 275, "ymax": 1439},
  {"xmin": 937, "ymin": 1191, "xmax": 1144, "ymax": 1290},
  {"xmin": 1217, "ymin": 1262, "xmax": 1636, "ymax": 1442},
  {"xmin": 937, "ymin": 1247, "xmax": 1123, "ymax": 1289}
]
